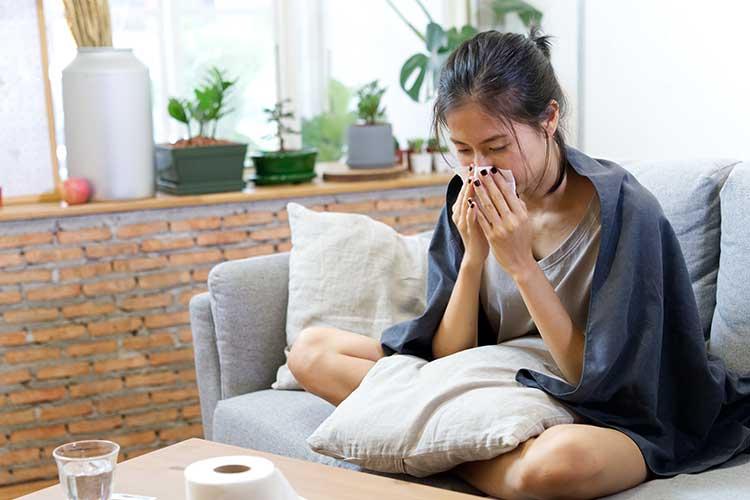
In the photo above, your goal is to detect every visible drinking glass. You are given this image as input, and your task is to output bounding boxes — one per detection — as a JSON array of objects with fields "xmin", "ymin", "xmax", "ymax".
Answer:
[{"xmin": 53, "ymin": 440, "xmax": 119, "ymax": 500}]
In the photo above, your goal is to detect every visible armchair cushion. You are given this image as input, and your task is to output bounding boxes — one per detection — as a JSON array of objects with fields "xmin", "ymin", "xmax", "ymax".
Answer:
[
  {"xmin": 620, "ymin": 158, "xmax": 738, "ymax": 339},
  {"xmin": 709, "ymin": 162, "xmax": 750, "ymax": 374},
  {"xmin": 274, "ymin": 202, "xmax": 432, "ymax": 390}
]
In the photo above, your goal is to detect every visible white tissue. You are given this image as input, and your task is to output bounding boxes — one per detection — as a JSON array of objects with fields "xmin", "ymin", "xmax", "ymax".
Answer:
[
  {"xmin": 184, "ymin": 455, "xmax": 305, "ymax": 500},
  {"xmin": 473, "ymin": 165, "xmax": 517, "ymax": 197}
]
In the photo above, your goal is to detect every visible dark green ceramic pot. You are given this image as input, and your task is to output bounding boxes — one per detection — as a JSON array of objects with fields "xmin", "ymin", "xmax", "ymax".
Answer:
[
  {"xmin": 155, "ymin": 142, "xmax": 248, "ymax": 195},
  {"xmin": 250, "ymin": 148, "xmax": 318, "ymax": 186}
]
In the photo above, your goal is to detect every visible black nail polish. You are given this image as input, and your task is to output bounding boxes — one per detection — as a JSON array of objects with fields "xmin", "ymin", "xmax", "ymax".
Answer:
[
  {"xmin": 473, "ymin": 179, "xmax": 480, "ymax": 186},
  {"xmin": 466, "ymin": 178, "xmax": 471, "ymax": 184},
  {"xmin": 490, "ymin": 167, "xmax": 498, "ymax": 174},
  {"xmin": 480, "ymin": 169, "xmax": 488, "ymax": 176},
  {"xmin": 469, "ymin": 166, "xmax": 473, "ymax": 171}
]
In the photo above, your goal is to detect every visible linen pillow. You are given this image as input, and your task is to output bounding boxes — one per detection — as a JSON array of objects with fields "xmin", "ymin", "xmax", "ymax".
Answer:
[
  {"xmin": 708, "ymin": 161, "xmax": 750, "ymax": 375},
  {"xmin": 272, "ymin": 202, "xmax": 432, "ymax": 390},
  {"xmin": 620, "ymin": 158, "xmax": 737, "ymax": 340},
  {"xmin": 306, "ymin": 334, "xmax": 584, "ymax": 477}
]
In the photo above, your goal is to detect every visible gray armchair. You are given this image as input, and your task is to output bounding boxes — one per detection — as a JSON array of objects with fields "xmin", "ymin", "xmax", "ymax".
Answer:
[{"xmin": 190, "ymin": 239, "xmax": 750, "ymax": 499}]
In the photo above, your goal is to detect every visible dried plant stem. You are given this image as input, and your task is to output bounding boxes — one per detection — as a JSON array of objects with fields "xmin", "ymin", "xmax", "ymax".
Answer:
[{"xmin": 63, "ymin": 0, "xmax": 113, "ymax": 47}]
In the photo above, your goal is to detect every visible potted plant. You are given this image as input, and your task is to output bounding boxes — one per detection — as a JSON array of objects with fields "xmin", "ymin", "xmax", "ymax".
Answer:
[
  {"xmin": 427, "ymin": 138, "xmax": 453, "ymax": 173},
  {"xmin": 346, "ymin": 80, "xmax": 397, "ymax": 169},
  {"xmin": 402, "ymin": 139, "xmax": 415, "ymax": 171},
  {"xmin": 408, "ymin": 138, "xmax": 432, "ymax": 174},
  {"xmin": 394, "ymin": 137, "xmax": 404, "ymax": 166},
  {"xmin": 155, "ymin": 66, "xmax": 247, "ymax": 195},
  {"xmin": 250, "ymin": 99, "xmax": 318, "ymax": 186}
]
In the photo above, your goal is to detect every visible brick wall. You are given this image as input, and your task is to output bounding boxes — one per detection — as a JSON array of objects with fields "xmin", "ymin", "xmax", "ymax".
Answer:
[{"xmin": 0, "ymin": 184, "xmax": 445, "ymax": 491}]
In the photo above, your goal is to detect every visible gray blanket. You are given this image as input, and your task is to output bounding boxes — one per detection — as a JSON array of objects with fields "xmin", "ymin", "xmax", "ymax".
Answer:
[{"xmin": 380, "ymin": 145, "xmax": 750, "ymax": 478}]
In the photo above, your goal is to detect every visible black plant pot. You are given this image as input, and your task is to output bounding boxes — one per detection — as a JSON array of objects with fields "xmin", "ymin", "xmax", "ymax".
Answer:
[{"xmin": 155, "ymin": 142, "xmax": 248, "ymax": 195}]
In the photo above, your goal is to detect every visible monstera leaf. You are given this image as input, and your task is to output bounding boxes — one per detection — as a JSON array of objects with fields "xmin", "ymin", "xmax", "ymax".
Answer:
[
  {"xmin": 492, "ymin": 0, "xmax": 543, "ymax": 28},
  {"xmin": 390, "ymin": 0, "xmax": 541, "ymax": 104},
  {"xmin": 399, "ymin": 22, "xmax": 478, "ymax": 103}
]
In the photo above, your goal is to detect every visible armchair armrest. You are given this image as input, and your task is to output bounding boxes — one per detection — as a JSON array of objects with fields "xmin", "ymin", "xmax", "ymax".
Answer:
[
  {"xmin": 189, "ymin": 251, "xmax": 291, "ymax": 438},
  {"xmin": 189, "ymin": 292, "xmax": 220, "ymax": 440}
]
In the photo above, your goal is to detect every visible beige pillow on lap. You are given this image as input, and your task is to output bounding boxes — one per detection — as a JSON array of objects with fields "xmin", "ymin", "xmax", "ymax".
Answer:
[
  {"xmin": 306, "ymin": 334, "xmax": 584, "ymax": 476},
  {"xmin": 272, "ymin": 202, "xmax": 432, "ymax": 390}
]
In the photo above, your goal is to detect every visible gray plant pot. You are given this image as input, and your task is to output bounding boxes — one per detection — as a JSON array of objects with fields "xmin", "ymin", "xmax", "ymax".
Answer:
[{"xmin": 346, "ymin": 123, "xmax": 397, "ymax": 169}]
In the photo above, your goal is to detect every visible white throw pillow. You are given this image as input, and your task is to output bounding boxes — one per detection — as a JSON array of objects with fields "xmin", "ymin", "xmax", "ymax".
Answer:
[
  {"xmin": 272, "ymin": 202, "xmax": 432, "ymax": 390},
  {"xmin": 306, "ymin": 334, "xmax": 584, "ymax": 476}
]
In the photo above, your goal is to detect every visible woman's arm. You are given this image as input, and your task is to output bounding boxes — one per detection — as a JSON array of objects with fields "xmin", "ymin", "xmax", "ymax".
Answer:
[
  {"xmin": 513, "ymin": 264, "xmax": 585, "ymax": 386},
  {"xmin": 432, "ymin": 258, "xmax": 483, "ymax": 359},
  {"xmin": 470, "ymin": 172, "xmax": 585, "ymax": 385}
]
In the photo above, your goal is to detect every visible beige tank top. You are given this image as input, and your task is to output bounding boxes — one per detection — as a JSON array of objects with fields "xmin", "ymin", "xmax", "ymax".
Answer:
[{"xmin": 479, "ymin": 193, "xmax": 602, "ymax": 343}]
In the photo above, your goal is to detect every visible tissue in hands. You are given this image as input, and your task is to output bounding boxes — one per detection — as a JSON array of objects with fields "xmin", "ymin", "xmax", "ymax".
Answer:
[{"xmin": 473, "ymin": 166, "xmax": 517, "ymax": 197}]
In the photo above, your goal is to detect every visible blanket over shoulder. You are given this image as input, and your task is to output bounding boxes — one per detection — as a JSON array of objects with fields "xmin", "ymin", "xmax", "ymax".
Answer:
[{"xmin": 380, "ymin": 145, "xmax": 750, "ymax": 477}]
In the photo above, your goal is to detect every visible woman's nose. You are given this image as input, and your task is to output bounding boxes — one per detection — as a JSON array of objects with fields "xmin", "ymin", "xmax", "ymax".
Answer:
[{"xmin": 473, "ymin": 154, "xmax": 492, "ymax": 167}]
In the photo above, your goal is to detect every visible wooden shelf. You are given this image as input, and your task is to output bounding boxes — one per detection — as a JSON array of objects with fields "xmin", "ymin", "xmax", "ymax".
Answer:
[{"xmin": 0, "ymin": 165, "xmax": 453, "ymax": 222}]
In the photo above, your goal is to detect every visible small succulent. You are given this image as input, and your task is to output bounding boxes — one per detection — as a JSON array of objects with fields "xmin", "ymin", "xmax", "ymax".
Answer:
[{"xmin": 355, "ymin": 80, "xmax": 387, "ymax": 125}]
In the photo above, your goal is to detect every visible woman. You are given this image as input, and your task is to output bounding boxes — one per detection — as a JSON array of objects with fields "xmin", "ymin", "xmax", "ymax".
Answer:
[{"xmin": 288, "ymin": 29, "xmax": 750, "ymax": 500}]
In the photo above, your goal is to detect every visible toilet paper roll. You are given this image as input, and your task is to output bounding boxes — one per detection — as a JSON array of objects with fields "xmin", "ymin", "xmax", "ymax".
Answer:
[{"xmin": 184, "ymin": 455, "xmax": 306, "ymax": 500}]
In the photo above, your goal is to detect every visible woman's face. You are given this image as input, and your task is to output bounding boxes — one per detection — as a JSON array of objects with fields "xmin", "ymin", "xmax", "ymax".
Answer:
[{"xmin": 444, "ymin": 99, "xmax": 558, "ymax": 198}]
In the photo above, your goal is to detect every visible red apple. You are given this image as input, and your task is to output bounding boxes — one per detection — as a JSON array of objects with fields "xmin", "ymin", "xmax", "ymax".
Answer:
[{"xmin": 61, "ymin": 178, "xmax": 92, "ymax": 205}]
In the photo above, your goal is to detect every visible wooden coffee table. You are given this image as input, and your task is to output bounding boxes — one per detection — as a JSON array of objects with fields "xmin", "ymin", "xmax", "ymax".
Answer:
[{"xmin": 18, "ymin": 438, "xmax": 483, "ymax": 499}]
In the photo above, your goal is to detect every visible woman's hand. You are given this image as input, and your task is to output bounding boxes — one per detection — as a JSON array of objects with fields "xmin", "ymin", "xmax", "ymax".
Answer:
[
  {"xmin": 451, "ymin": 167, "xmax": 490, "ymax": 269},
  {"xmin": 472, "ymin": 167, "xmax": 536, "ymax": 281}
]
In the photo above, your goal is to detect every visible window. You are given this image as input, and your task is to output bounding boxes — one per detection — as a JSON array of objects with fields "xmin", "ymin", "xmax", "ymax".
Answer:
[
  {"xmin": 298, "ymin": 0, "xmax": 450, "ymax": 159},
  {"xmin": 42, "ymin": 0, "xmax": 277, "ymax": 180}
]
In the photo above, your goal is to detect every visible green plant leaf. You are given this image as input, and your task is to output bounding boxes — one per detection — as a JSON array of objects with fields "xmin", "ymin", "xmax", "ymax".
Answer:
[
  {"xmin": 492, "ymin": 0, "xmax": 543, "ymax": 27},
  {"xmin": 167, "ymin": 97, "xmax": 188, "ymax": 124},
  {"xmin": 400, "ymin": 53, "xmax": 428, "ymax": 103},
  {"xmin": 425, "ymin": 22, "xmax": 447, "ymax": 52},
  {"xmin": 355, "ymin": 80, "xmax": 387, "ymax": 124},
  {"xmin": 328, "ymin": 79, "xmax": 352, "ymax": 115}
]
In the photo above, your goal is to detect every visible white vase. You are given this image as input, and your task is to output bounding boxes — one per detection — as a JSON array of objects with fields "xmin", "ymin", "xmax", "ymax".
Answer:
[
  {"xmin": 62, "ymin": 47, "xmax": 154, "ymax": 200},
  {"xmin": 432, "ymin": 152, "xmax": 454, "ymax": 173},
  {"xmin": 411, "ymin": 152, "xmax": 433, "ymax": 174}
]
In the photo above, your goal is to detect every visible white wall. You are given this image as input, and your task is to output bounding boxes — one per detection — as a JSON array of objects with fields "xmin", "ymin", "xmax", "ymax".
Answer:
[
  {"xmin": 581, "ymin": 0, "xmax": 750, "ymax": 162},
  {"xmin": 521, "ymin": 0, "xmax": 581, "ymax": 147}
]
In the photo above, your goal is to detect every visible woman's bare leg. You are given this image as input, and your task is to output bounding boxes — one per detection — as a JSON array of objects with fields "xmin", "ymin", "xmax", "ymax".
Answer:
[
  {"xmin": 454, "ymin": 423, "xmax": 649, "ymax": 500},
  {"xmin": 287, "ymin": 326, "xmax": 386, "ymax": 406}
]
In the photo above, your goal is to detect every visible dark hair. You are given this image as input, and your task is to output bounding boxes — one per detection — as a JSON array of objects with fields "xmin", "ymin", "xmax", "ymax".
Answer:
[{"xmin": 432, "ymin": 26, "xmax": 569, "ymax": 196}]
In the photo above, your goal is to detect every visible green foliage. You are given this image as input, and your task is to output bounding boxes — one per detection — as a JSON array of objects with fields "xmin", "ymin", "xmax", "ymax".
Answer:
[
  {"xmin": 262, "ymin": 98, "xmax": 299, "ymax": 152},
  {"xmin": 301, "ymin": 79, "xmax": 357, "ymax": 161},
  {"xmin": 355, "ymin": 80, "xmax": 387, "ymax": 125},
  {"xmin": 167, "ymin": 66, "xmax": 238, "ymax": 140},
  {"xmin": 492, "ymin": 0, "xmax": 543, "ymax": 28},
  {"xmin": 388, "ymin": 0, "xmax": 543, "ymax": 103},
  {"xmin": 408, "ymin": 138, "xmax": 424, "ymax": 152}
]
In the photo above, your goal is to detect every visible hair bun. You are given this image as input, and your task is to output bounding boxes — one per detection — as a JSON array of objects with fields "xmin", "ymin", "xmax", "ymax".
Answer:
[{"xmin": 528, "ymin": 25, "xmax": 552, "ymax": 60}]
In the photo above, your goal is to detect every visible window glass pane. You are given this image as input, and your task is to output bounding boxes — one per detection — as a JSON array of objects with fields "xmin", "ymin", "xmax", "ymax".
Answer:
[{"xmin": 313, "ymin": 0, "xmax": 447, "ymax": 159}]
